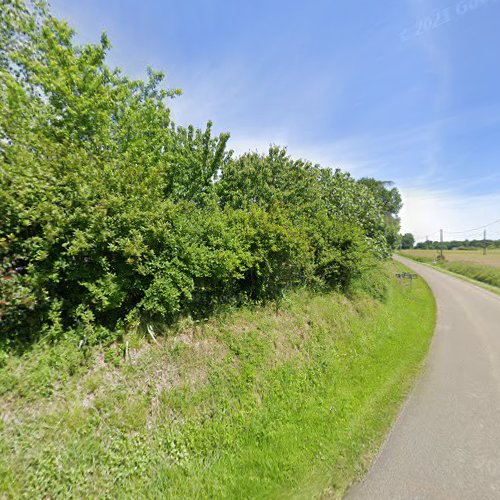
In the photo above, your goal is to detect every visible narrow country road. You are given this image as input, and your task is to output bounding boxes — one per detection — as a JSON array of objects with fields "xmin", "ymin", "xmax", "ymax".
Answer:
[{"xmin": 347, "ymin": 256, "xmax": 500, "ymax": 500}]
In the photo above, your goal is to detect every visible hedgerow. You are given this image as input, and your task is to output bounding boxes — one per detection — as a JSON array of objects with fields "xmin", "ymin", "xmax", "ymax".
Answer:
[{"xmin": 0, "ymin": 0, "xmax": 401, "ymax": 346}]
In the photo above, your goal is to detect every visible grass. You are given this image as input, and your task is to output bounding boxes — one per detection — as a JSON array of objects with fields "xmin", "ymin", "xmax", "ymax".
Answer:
[
  {"xmin": 400, "ymin": 249, "xmax": 500, "ymax": 290},
  {"xmin": 0, "ymin": 261, "xmax": 435, "ymax": 499},
  {"xmin": 439, "ymin": 262, "xmax": 500, "ymax": 289},
  {"xmin": 400, "ymin": 248, "xmax": 500, "ymax": 268}
]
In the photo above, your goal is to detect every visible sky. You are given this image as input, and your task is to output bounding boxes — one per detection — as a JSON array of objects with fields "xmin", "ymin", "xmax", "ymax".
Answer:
[{"xmin": 50, "ymin": 0, "xmax": 500, "ymax": 242}]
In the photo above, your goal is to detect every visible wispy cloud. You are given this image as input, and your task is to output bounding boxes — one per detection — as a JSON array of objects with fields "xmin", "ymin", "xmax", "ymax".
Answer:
[
  {"xmin": 400, "ymin": 187, "xmax": 500, "ymax": 240},
  {"xmin": 224, "ymin": 100, "xmax": 500, "ymax": 179}
]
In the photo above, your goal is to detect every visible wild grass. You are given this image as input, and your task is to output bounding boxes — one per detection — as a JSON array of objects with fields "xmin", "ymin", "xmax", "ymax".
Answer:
[
  {"xmin": 0, "ymin": 262, "xmax": 435, "ymax": 498},
  {"xmin": 400, "ymin": 249, "xmax": 500, "ymax": 290},
  {"xmin": 400, "ymin": 248, "xmax": 500, "ymax": 268},
  {"xmin": 440, "ymin": 262, "xmax": 500, "ymax": 288}
]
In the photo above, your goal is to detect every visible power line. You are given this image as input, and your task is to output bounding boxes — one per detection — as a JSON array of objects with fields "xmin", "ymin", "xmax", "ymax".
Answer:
[
  {"xmin": 406, "ymin": 219, "xmax": 500, "ymax": 243},
  {"xmin": 413, "ymin": 231, "xmax": 440, "ymax": 241},
  {"xmin": 444, "ymin": 218, "xmax": 500, "ymax": 235}
]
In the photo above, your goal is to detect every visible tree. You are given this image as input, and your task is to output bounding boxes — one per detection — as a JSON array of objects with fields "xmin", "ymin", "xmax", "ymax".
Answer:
[
  {"xmin": 0, "ymin": 0, "xmax": 403, "ymax": 345},
  {"xmin": 400, "ymin": 233, "xmax": 415, "ymax": 249},
  {"xmin": 357, "ymin": 178, "xmax": 402, "ymax": 249}
]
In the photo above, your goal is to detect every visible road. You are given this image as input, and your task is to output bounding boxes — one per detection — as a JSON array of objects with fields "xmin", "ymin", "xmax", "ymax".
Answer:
[{"xmin": 347, "ymin": 256, "xmax": 500, "ymax": 500}]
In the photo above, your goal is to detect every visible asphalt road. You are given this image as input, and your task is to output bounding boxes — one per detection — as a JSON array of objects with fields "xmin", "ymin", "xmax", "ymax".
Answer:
[{"xmin": 347, "ymin": 256, "xmax": 500, "ymax": 500}]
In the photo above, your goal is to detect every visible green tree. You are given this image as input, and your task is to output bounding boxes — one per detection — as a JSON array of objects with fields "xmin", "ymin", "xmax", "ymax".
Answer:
[
  {"xmin": 400, "ymin": 233, "xmax": 415, "ymax": 249},
  {"xmin": 358, "ymin": 178, "xmax": 402, "ymax": 249},
  {"xmin": 0, "ymin": 0, "xmax": 402, "ymax": 346}
]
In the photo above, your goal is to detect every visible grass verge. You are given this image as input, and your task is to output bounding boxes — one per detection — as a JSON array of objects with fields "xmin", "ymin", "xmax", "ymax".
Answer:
[
  {"xmin": 398, "ymin": 252, "xmax": 500, "ymax": 296},
  {"xmin": 440, "ymin": 261, "xmax": 500, "ymax": 289},
  {"xmin": 0, "ymin": 261, "xmax": 435, "ymax": 498}
]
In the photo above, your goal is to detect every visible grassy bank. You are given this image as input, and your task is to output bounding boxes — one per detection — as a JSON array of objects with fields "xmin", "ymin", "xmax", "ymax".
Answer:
[
  {"xmin": 400, "ymin": 250, "xmax": 500, "ymax": 290},
  {"xmin": 0, "ymin": 261, "xmax": 435, "ymax": 498},
  {"xmin": 440, "ymin": 262, "xmax": 500, "ymax": 289}
]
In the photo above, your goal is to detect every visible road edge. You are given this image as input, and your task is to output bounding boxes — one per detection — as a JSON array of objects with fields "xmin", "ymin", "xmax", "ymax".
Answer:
[{"xmin": 343, "ymin": 256, "xmax": 438, "ymax": 499}]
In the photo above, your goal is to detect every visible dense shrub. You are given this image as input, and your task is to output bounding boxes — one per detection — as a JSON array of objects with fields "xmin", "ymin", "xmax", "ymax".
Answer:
[{"xmin": 0, "ymin": 0, "xmax": 401, "ymax": 345}]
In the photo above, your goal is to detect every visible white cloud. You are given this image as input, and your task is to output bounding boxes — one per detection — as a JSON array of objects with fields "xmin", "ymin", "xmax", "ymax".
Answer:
[
  {"xmin": 400, "ymin": 188, "xmax": 500, "ymax": 241},
  {"xmin": 227, "ymin": 133, "xmax": 368, "ymax": 175}
]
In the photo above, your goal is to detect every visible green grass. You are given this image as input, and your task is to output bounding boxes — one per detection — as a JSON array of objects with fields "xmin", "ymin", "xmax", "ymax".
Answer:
[
  {"xmin": 400, "ymin": 248, "xmax": 500, "ymax": 268},
  {"xmin": 399, "ymin": 250, "xmax": 500, "ymax": 292},
  {"xmin": 439, "ymin": 261, "xmax": 500, "ymax": 289},
  {"xmin": 0, "ymin": 262, "xmax": 435, "ymax": 499}
]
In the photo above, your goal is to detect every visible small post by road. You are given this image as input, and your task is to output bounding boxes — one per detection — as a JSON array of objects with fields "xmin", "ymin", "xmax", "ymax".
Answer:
[
  {"xmin": 395, "ymin": 272, "xmax": 418, "ymax": 289},
  {"xmin": 440, "ymin": 229, "xmax": 444, "ymax": 259},
  {"xmin": 484, "ymin": 230, "xmax": 487, "ymax": 256}
]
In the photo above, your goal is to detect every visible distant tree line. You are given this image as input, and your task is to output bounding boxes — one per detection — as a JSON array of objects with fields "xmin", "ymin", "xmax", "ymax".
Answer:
[
  {"xmin": 415, "ymin": 239, "xmax": 500, "ymax": 250},
  {"xmin": 0, "ymin": 1, "xmax": 402, "ymax": 344},
  {"xmin": 398, "ymin": 233, "xmax": 500, "ymax": 250}
]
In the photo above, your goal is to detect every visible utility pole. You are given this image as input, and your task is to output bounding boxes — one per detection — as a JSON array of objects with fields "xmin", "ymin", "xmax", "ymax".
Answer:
[
  {"xmin": 484, "ymin": 230, "xmax": 487, "ymax": 256},
  {"xmin": 426, "ymin": 236, "xmax": 429, "ymax": 250},
  {"xmin": 440, "ymin": 229, "xmax": 444, "ymax": 259}
]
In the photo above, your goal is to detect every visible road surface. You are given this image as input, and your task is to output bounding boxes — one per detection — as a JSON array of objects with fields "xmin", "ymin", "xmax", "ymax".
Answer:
[{"xmin": 347, "ymin": 256, "xmax": 500, "ymax": 499}]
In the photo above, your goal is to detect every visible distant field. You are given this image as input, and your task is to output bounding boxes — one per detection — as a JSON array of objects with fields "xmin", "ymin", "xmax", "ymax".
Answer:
[
  {"xmin": 400, "ymin": 249, "xmax": 500, "ymax": 289},
  {"xmin": 400, "ymin": 249, "xmax": 500, "ymax": 268}
]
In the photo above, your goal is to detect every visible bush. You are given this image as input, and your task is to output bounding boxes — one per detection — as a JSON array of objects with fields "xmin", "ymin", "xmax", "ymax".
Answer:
[{"xmin": 0, "ymin": 0, "xmax": 400, "ymax": 345}]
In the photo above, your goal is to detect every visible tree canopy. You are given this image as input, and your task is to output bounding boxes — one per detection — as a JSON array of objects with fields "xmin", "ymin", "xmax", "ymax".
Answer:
[
  {"xmin": 0, "ymin": 0, "xmax": 402, "ymax": 345},
  {"xmin": 400, "ymin": 233, "xmax": 416, "ymax": 249}
]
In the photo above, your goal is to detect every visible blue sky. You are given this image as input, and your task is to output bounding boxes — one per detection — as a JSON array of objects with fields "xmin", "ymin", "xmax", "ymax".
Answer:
[{"xmin": 50, "ymin": 0, "xmax": 500, "ymax": 241}]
